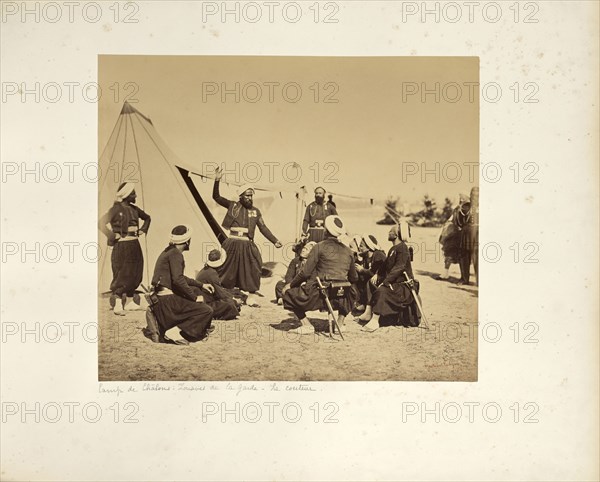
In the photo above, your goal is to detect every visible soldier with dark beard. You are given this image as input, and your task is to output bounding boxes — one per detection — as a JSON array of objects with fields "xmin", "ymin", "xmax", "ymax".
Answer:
[
  {"xmin": 362, "ymin": 223, "xmax": 420, "ymax": 332},
  {"xmin": 213, "ymin": 167, "xmax": 282, "ymax": 295},
  {"xmin": 301, "ymin": 187, "xmax": 338, "ymax": 243}
]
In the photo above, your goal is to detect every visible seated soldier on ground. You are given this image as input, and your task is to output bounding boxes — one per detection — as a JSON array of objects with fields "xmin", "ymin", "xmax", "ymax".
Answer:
[
  {"xmin": 362, "ymin": 224, "xmax": 421, "ymax": 332},
  {"xmin": 282, "ymin": 215, "xmax": 358, "ymax": 335},
  {"xmin": 275, "ymin": 241, "xmax": 316, "ymax": 305},
  {"xmin": 355, "ymin": 234, "xmax": 387, "ymax": 322},
  {"xmin": 194, "ymin": 248, "xmax": 241, "ymax": 320}
]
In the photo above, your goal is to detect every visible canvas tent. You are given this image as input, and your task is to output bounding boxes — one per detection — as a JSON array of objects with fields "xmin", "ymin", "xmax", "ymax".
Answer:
[{"xmin": 98, "ymin": 102, "xmax": 305, "ymax": 292}]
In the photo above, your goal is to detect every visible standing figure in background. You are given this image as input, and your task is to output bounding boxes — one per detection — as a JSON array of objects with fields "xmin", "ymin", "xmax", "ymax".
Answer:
[
  {"xmin": 451, "ymin": 193, "xmax": 472, "ymax": 285},
  {"xmin": 212, "ymin": 167, "xmax": 282, "ymax": 296},
  {"xmin": 98, "ymin": 182, "xmax": 151, "ymax": 315},
  {"xmin": 327, "ymin": 194, "xmax": 336, "ymax": 209},
  {"xmin": 301, "ymin": 187, "xmax": 338, "ymax": 243},
  {"xmin": 467, "ymin": 186, "xmax": 479, "ymax": 286}
]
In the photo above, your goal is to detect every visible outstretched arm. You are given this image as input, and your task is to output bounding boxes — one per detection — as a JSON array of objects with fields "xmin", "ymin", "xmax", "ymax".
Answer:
[{"xmin": 257, "ymin": 212, "xmax": 280, "ymax": 245}]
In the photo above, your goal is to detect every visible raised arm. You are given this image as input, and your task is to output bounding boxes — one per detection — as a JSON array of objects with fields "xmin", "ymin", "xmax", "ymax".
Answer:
[{"xmin": 212, "ymin": 180, "xmax": 233, "ymax": 209}]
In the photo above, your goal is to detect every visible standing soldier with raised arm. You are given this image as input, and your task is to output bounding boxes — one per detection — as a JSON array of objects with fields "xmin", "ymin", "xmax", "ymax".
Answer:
[{"xmin": 212, "ymin": 167, "xmax": 282, "ymax": 296}]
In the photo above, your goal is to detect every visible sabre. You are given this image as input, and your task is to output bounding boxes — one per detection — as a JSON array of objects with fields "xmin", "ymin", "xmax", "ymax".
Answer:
[
  {"xmin": 316, "ymin": 277, "xmax": 345, "ymax": 341},
  {"xmin": 403, "ymin": 271, "xmax": 430, "ymax": 330}
]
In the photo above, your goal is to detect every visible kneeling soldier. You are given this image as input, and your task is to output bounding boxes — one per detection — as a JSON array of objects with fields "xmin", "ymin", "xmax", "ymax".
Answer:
[{"xmin": 150, "ymin": 225, "xmax": 215, "ymax": 344}]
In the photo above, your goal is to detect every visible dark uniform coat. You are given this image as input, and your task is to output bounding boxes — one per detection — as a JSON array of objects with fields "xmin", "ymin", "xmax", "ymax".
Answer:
[
  {"xmin": 302, "ymin": 201, "xmax": 338, "ymax": 242},
  {"xmin": 195, "ymin": 266, "xmax": 240, "ymax": 320},
  {"xmin": 98, "ymin": 201, "xmax": 151, "ymax": 297},
  {"xmin": 150, "ymin": 246, "xmax": 213, "ymax": 340},
  {"xmin": 283, "ymin": 237, "xmax": 358, "ymax": 319},
  {"xmin": 372, "ymin": 241, "xmax": 420, "ymax": 325}
]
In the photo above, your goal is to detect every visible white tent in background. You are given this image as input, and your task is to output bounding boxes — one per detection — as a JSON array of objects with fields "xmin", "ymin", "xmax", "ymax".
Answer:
[{"xmin": 98, "ymin": 102, "xmax": 305, "ymax": 292}]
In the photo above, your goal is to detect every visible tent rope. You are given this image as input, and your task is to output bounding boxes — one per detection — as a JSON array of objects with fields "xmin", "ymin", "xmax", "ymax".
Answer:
[
  {"xmin": 98, "ymin": 114, "xmax": 127, "ymax": 290},
  {"xmin": 130, "ymin": 111, "xmax": 222, "ymax": 243},
  {"xmin": 127, "ymin": 113, "xmax": 151, "ymax": 287}
]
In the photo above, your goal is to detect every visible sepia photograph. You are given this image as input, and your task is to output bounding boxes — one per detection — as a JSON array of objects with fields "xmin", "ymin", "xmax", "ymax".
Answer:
[
  {"xmin": 98, "ymin": 55, "xmax": 479, "ymax": 381},
  {"xmin": 2, "ymin": 1, "xmax": 598, "ymax": 480}
]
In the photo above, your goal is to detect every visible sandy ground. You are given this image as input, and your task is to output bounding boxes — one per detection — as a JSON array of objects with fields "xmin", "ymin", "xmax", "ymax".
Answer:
[{"xmin": 98, "ymin": 220, "xmax": 478, "ymax": 381}]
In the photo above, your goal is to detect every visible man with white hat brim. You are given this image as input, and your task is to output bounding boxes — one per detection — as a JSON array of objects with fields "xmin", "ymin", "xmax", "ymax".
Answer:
[
  {"xmin": 193, "ymin": 247, "xmax": 240, "ymax": 321},
  {"xmin": 354, "ymin": 234, "xmax": 387, "ymax": 322}
]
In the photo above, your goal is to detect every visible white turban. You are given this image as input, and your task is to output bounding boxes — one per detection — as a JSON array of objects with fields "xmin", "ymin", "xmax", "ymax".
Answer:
[
  {"xmin": 116, "ymin": 182, "xmax": 135, "ymax": 202},
  {"xmin": 238, "ymin": 184, "xmax": 255, "ymax": 196},
  {"xmin": 170, "ymin": 225, "xmax": 193, "ymax": 245}
]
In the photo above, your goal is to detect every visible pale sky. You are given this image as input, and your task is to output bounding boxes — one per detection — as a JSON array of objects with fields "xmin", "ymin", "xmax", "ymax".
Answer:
[{"xmin": 99, "ymin": 55, "xmax": 479, "ymax": 205}]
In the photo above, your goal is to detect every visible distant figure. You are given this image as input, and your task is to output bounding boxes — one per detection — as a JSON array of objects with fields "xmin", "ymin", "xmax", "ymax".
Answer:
[
  {"xmin": 283, "ymin": 216, "xmax": 358, "ymax": 335},
  {"xmin": 98, "ymin": 182, "xmax": 151, "ymax": 315},
  {"xmin": 301, "ymin": 187, "xmax": 338, "ymax": 243},
  {"xmin": 452, "ymin": 194, "xmax": 472, "ymax": 285},
  {"xmin": 275, "ymin": 241, "xmax": 316, "ymax": 304},
  {"xmin": 327, "ymin": 194, "xmax": 336, "ymax": 208},
  {"xmin": 212, "ymin": 167, "xmax": 282, "ymax": 294},
  {"xmin": 150, "ymin": 225, "xmax": 215, "ymax": 344},
  {"xmin": 195, "ymin": 248, "xmax": 240, "ymax": 320},
  {"xmin": 362, "ymin": 224, "xmax": 420, "ymax": 332}
]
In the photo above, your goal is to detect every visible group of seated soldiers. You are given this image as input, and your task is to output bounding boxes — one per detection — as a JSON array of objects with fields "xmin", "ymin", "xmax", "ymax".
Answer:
[
  {"xmin": 278, "ymin": 215, "xmax": 421, "ymax": 335},
  {"xmin": 141, "ymin": 214, "xmax": 421, "ymax": 345}
]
